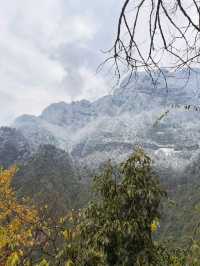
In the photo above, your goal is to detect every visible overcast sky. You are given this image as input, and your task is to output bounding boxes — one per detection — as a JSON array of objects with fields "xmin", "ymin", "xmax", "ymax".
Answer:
[{"xmin": 0, "ymin": 0, "xmax": 123, "ymax": 125}]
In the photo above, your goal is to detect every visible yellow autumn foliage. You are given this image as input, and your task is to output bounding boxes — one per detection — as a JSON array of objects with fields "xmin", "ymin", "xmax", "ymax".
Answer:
[
  {"xmin": 65, "ymin": 259, "xmax": 74, "ymax": 266},
  {"xmin": 151, "ymin": 219, "xmax": 159, "ymax": 233},
  {"xmin": 0, "ymin": 167, "xmax": 79, "ymax": 265},
  {"xmin": 0, "ymin": 167, "xmax": 38, "ymax": 265}
]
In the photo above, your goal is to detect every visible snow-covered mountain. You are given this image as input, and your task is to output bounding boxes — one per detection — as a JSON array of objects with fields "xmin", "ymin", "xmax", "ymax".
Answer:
[{"xmin": 13, "ymin": 69, "xmax": 200, "ymax": 169}]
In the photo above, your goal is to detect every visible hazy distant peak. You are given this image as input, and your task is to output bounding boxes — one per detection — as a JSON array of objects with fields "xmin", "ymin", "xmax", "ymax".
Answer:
[{"xmin": 15, "ymin": 114, "xmax": 38, "ymax": 124}]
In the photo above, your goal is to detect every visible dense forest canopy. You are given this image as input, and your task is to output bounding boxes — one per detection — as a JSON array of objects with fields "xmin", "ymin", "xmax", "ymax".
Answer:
[{"xmin": 1, "ymin": 150, "xmax": 200, "ymax": 265}]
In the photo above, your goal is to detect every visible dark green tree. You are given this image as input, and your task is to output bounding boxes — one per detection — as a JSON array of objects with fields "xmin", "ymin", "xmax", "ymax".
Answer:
[{"xmin": 80, "ymin": 149, "xmax": 167, "ymax": 265}]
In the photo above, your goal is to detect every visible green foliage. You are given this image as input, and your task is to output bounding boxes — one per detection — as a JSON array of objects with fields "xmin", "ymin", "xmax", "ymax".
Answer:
[
  {"xmin": 3, "ymin": 149, "xmax": 200, "ymax": 265},
  {"xmin": 79, "ymin": 149, "xmax": 167, "ymax": 265}
]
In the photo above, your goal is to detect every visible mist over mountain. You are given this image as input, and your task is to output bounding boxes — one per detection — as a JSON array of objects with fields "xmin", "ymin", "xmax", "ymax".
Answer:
[
  {"xmin": 9, "ymin": 69, "xmax": 200, "ymax": 170},
  {"xmin": 1, "ymin": 69, "xmax": 200, "ymax": 247},
  {"xmin": 1, "ymin": 69, "xmax": 200, "ymax": 174}
]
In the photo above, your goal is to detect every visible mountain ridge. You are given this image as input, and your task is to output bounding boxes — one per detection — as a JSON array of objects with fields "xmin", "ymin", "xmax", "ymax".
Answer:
[{"xmin": 11, "ymin": 69, "xmax": 200, "ymax": 168}]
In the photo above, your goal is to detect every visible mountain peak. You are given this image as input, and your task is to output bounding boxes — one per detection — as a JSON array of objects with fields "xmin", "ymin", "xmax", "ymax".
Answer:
[{"xmin": 12, "ymin": 68, "xmax": 200, "ymax": 167}]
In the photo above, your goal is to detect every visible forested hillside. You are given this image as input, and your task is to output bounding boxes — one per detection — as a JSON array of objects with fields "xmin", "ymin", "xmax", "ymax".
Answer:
[
  {"xmin": 1, "ymin": 124, "xmax": 200, "ymax": 250},
  {"xmin": 158, "ymin": 154, "xmax": 200, "ymax": 247},
  {"xmin": 1, "ymin": 149, "xmax": 200, "ymax": 265},
  {"xmin": 12, "ymin": 144, "xmax": 89, "ymax": 214}
]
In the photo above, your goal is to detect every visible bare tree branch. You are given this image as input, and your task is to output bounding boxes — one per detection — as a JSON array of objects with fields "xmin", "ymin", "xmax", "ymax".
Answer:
[{"xmin": 106, "ymin": 0, "xmax": 200, "ymax": 83}]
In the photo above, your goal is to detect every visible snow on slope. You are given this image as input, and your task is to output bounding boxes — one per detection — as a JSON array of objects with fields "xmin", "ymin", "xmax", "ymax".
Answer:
[{"xmin": 13, "ymin": 69, "xmax": 200, "ymax": 168}]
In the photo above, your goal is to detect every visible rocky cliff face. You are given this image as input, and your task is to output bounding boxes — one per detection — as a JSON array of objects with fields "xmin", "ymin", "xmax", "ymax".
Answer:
[{"xmin": 12, "ymin": 69, "xmax": 200, "ymax": 169}]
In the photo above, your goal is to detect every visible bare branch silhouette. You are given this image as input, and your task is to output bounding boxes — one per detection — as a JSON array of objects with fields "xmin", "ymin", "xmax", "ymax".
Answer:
[{"xmin": 107, "ymin": 0, "xmax": 200, "ymax": 81}]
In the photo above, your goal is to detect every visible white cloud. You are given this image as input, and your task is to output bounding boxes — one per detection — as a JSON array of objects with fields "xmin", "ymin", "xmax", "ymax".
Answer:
[
  {"xmin": 0, "ymin": 0, "xmax": 122, "ymax": 125},
  {"xmin": 77, "ymin": 67, "xmax": 109, "ymax": 101}
]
